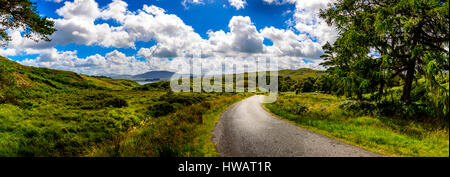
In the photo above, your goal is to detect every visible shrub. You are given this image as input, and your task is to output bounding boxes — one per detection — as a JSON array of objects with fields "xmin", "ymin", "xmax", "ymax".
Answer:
[
  {"xmin": 80, "ymin": 93, "xmax": 128, "ymax": 109},
  {"xmin": 375, "ymin": 100, "xmax": 432, "ymax": 120},
  {"xmin": 85, "ymin": 93, "xmax": 114, "ymax": 101},
  {"xmin": 284, "ymin": 103, "xmax": 309, "ymax": 115},
  {"xmin": 159, "ymin": 93, "xmax": 206, "ymax": 106},
  {"xmin": 148, "ymin": 102, "xmax": 175, "ymax": 117},
  {"xmin": 105, "ymin": 98, "xmax": 128, "ymax": 108},
  {"xmin": 339, "ymin": 100, "xmax": 376, "ymax": 115},
  {"xmin": 133, "ymin": 81, "xmax": 170, "ymax": 91}
]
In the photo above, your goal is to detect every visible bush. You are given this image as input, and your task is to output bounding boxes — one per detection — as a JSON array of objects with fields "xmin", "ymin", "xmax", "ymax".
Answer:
[
  {"xmin": 80, "ymin": 93, "xmax": 128, "ymax": 109},
  {"xmin": 284, "ymin": 103, "xmax": 309, "ymax": 115},
  {"xmin": 339, "ymin": 100, "xmax": 376, "ymax": 115},
  {"xmin": 148, "ymin": 102, "xmax": 175, "ymax": 117},
  {"xmin": 85, "ymin": 93, "xmax": 114, "ymax": 101},
  {"xmin": 375, "ymin": 101, "xmax": 432, "ymax": 120},
  {"xmin": 133, "ymin": 81, "xmax": 170, "ymax": 91},
  {"xmin": 159, "ymin": 92, "xmax": 206, "ymax": 106},
  {"xmin": 105, "ymin": 98, "xmax": 128, "ymax": 108}
]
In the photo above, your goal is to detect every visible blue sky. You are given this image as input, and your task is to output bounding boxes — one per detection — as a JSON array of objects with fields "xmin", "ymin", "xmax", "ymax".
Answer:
[
  {"xmin": 31, "ymin": 0, "xmax": 292, "ymax": 58},
  {"xmin": 1, "ymin": 0, "xmax": 337, "ymax": 75}
]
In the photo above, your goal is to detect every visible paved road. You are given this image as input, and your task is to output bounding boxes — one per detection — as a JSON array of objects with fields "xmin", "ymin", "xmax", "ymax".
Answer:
[{"xmin": 212, "ymin": 95, "xmax": 382, "ymax": 157}]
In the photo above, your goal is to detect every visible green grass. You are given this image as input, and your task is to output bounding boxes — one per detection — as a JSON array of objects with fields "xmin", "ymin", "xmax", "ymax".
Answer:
[
  {"xmin": 190, "ymin": 94, "xmax": 249, "ymax": 157},
  {"xmin": 264, "ymin": 92, "xmax": 449, "ymax": 157},
  {"xmin": 90, "ymin": 93, "xmax": 249, "ymax": 157},
  {"xmin": 0, "ymin": 90, "xmax": 165, "ymax": 156},
  {"xmin": 0, "ymin": 87, "xmax": 248, "ymax": 156},
  {"xmin": 0, "ymin": 56, "xmax": 250, "ymax": 157}
]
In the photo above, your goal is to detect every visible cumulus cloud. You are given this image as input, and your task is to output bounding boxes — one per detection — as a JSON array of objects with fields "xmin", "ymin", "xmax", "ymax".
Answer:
[
  {"xmin": 263, "ymin": 0, "xmax": 338, "ymax": 45},
  {"xmin": 0, "ymin": 48, "xmax": 17, "ymax": 56},
  {"xmin": 45, "ymin": 0, "xmax": 64, "ymax": 3},
  {"xmin": 229, "ymin": 16, "xmax": 264, "ymax": 53},
  {"xmin": 182, "ymin": 0, "xmax": 204, "ymax": 9},
  {"xmin": 101, "ymin": 0, "xmax": 129, "ymax": 23},
  {"xmin": 228, "ymin": 0, "xmax": 247, "ymax": 10},
  {"xmin": 20, "ymin": 49, "xmax": 151, "ymax": 76},
  {"xmin": 2, "ymin": 0, "xmax": 332, "ymax": 76},
  {"xmin": 261, "ymin": 27, "xmax": 323, "ymax": 58},
  {"xmin": 206, "ymin": 16, "xmax": 264, "ymax": 55}
]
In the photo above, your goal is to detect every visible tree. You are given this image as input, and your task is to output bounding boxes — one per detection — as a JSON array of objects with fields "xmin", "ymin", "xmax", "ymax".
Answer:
[
  {"xmin": 320, "ymin": 0, "xmax": 449, "ymax": 104},
  {"xmin": 0, "ymin": 0, "xmax": 56, "ymax": 45},
  {"xmin": 302, "ymin": 77, "xmax": 316, "ymax": 92}
]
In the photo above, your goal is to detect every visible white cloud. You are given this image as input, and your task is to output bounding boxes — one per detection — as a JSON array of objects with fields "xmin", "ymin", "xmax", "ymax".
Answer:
[
  {"xmin": 20, "ymin": 49, "xmax": 151, "ymax": 76},
  {"xmin": 56, "ymin": 0, "xmax": 100, "ymax": 21},
  {"xmin": 182, "ymin": 0, "xmax": 204, "ymax": 9},
  {"xmin": 45, "ymin": 0, "xmax": 64, "ymax": 3},
  {"xmin": 101, "ymin": 0, "xmax": 129, "ymax": 23},
  {"xmin": 2, "ymin": 0, "xmax": 331, "ymax": 76},
  {"xmin": 0, "ymin": 48, "xmax": 17, "ymax": 56},
  {"xmin": 261, "ymin": 27, "xmax": 323, "ymax": 58},
  {"xmin": 228, "ymin": 0, "xmax": 247, "ymax": 10},
  {"xmin": 262, "ymin": 0, "xmax": 282, "ymax": 5},
  {"xmin": 207, "ymin": 16, "xmax": 264, "ymax": 55},
  {"xmin": 228, "ymin": 16, "xmax": 264, "ymax": 53},
  {"xmin": 263, "ymin": 0, "xmax": 338, "ymax": 45}
]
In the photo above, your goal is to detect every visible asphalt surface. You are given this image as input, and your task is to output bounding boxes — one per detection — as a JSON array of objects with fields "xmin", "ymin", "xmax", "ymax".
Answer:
[{"xmin": 212, "ymin": 95, "xmax": 382, "ymax": 157}]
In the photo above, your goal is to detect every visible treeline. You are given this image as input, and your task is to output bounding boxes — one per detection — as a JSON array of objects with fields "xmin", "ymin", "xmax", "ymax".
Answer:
[{"xmin": 278, "ymin": 75, "xmax": 332, "ymax": 93}]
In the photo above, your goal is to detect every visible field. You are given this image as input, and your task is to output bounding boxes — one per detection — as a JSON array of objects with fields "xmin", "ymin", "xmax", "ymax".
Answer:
[
  {"xmin": 89, "ymin": 93, "xmax": 247, "ymax": 157},
  {"xmin": 0, "ymin": 56, "xmax": 249, "ymax": 156},
  {"xmin": 264, "ymin": 92, "xmax": 449, "ymax": 157},
  {"xmin": 2, "ymin": 55, "xmax": 448, "ymax": 157},
  {"xmin": 0, "ymin": 88, "xmax": 247, "ymax": 157}
]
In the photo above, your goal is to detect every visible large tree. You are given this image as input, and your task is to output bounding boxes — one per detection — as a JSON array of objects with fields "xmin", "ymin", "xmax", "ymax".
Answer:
[
  {"xmin": 320, "ymin": 0, "xmax": 449, "ymax": 104},
  {"xmin": 0, "ymin": 0, "xmax": 55, "ymax": 45}
]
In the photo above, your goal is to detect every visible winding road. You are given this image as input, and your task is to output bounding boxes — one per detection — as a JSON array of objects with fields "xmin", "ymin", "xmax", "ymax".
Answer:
[{"xmin": 212, "ymin": 95, "xmax": 382, "ymax": 157}]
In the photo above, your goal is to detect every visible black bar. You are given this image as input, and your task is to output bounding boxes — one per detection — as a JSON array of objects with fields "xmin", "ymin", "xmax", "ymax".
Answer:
[{"xmin": 1, "ymin": 157, "xmax": 448, "ymax": 176}]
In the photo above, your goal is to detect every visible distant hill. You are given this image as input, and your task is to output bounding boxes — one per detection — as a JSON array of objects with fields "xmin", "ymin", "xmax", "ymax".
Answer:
[
  {"xmin": 109, "ymin": 71, "xmax": 175, "ymax": 81},
  {"xmin": 132, "ymin": 71, "xmax": 175, "ymax": 80},
  {"xmin": 110, "ymin": 74, "xmax": 134, "ymax": 80}
]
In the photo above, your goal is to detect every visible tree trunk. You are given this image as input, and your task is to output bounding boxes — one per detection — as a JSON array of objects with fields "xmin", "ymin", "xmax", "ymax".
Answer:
[
  {"xmin": 378, "ymin": 81, "xmax": 384, "ymax": 102},
  {"xmin": 401, "ymin": 59, "xmax": 416, "ymax": 105}
]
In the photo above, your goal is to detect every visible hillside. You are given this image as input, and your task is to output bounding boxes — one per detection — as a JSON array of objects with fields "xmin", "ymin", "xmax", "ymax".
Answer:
[
  {"xmin": 0, "ymin": 55, "xmax": 249, "ymax": 157},
  {"xmin": 278, "ymin": 68, "xmax": 325, "ymax": 80},
  {"xmin": 0, "ymin": 56, "xmax": 138, "ymax": 92},
  {"xmin": 0, "ymin": 56, "xmax": 140, "ymax": 107}
]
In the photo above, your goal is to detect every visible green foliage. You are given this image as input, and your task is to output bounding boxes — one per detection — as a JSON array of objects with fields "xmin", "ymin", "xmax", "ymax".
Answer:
[
  {"xmin": 0, "ymin": 54, "xmax": 248, "ymax": 157},
  {"xmin": 266, "ymin": 93, "xmax": 449, "ymax": 157},
  {"xmin": 0, "ymin": 56, "xmax": 139, "ymax": 108},
  {"xmin": 319, "ymin": 0, "xmax": 449, "ymax": 122},
  {"xmin": 147, "ymin": 92, "xmax": 207, "ymax": 117},
  {"xmin": 0, "ymin": 0, "xmax": 56, "ymax": 44},
  {"xmin": 159, "ymin": 92, "xmax": 206, "ymax": 106},
  {"xmin": 133, "ymin": 81, "xmax": 170, "ymax": 91},
  {"xmin": 92, "ymin": 95, "xmax": 247, "ymax": 157},
  {"xmin": 0, "ymin": 90, "xmax": 149, "ymax": 156},
  {"xmin": 148, "ymin": 102, "xmax": 175, "ymax": 117},
  {"xmin": 79, "ymin": 93, "xmax": 128, "ymax": 109},
  {"xmin": 339, "ymin": 101, "xmax": 376, "ymax": 116},
  {"xmin": 285, "ymin": 103, "xmax": 309, "ymax": 115}
]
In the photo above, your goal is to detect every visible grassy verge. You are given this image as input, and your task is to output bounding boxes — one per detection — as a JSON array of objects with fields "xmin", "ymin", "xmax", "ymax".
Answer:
[
  {"xmin": 264, "ymin": 92, "xmax": 449, "ymax": 157},
  {"xmin": 188, "ymin": 94, "xmax": 249, "ymax": 157},
  {"xmin": 91, "ymin": 93, "xmax": 249, "ymax": 157}
]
